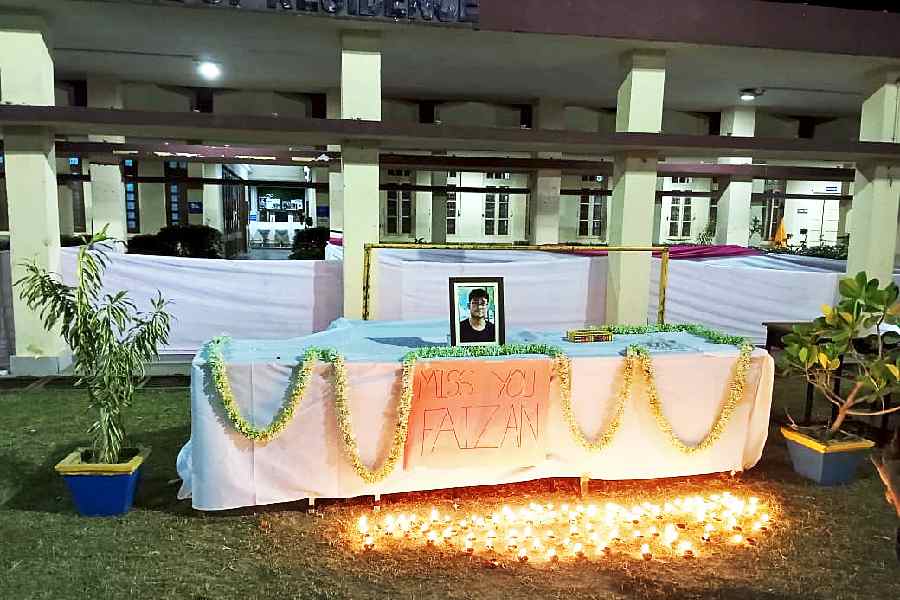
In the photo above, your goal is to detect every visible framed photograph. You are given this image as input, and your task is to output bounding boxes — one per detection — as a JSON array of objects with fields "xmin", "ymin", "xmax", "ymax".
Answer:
[{"xmin": 449, "ymin": 277, "xmax": 505, "ymax": 347}]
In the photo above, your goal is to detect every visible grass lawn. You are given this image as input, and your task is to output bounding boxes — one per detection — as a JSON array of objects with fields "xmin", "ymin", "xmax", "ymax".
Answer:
[{"xmin": 1, "ymin": 376, "xmax": 898, "ymax": 600}]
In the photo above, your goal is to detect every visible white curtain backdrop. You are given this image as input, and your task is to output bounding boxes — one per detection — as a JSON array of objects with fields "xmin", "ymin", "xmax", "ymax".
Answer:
[
  {"xmin": 58, "ymin": 250, "xmax": 343, "ymax": 354},
  {"xmin": 369, "ymin": 249, "xmax": 898, "ymax": 345}
]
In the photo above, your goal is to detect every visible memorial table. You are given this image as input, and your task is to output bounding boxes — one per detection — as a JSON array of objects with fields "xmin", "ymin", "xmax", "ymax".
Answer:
[{"xmin": 177, "ymin": 319, "xmax": 774, "ymax": 511}]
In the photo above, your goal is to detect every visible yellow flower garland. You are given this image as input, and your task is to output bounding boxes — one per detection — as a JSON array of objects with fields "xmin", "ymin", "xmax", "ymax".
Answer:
[
  {"xmin": 558, "ymin": 352, "xmax": 632, "ymax": 452},
  {"xmin": 639, "ymin": 343, "xmax": 754, "ymax": 454},
  {"xmin": 209, "ymin": 331, "xmax": 756, "ymax": 478},
  {"xmin": 332, "ymin": 353, "xmax": 415, "ymax": 484},
  {"xmin": 208, "ymin": 337, "xmax": 317, "ymax": 443}
]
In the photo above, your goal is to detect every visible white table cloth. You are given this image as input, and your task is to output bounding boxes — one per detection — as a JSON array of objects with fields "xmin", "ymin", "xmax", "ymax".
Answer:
[{"xmin": 178, "ymin": 320, "xmax": 774, "ymax": 511}]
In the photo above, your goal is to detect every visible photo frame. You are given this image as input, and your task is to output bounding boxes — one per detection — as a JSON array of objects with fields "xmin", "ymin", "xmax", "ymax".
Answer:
[{"xmin": 448, "ymin": 277, "xmax": 505, "ymax": 347}]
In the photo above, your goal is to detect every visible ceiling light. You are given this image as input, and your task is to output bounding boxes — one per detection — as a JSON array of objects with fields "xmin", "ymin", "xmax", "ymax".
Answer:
[
  {"xmin": 740, "ymin": 88, "xmax": 764, "ymax": 102},
  {"xmin": 196, "ymin": 61, "xmax": 222, "ymax": 81}
]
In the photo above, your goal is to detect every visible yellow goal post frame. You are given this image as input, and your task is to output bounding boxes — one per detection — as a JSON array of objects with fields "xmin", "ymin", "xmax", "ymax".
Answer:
[{"xmin": 361, "ymin": 243, "xmax": 670, "ymax": 325}]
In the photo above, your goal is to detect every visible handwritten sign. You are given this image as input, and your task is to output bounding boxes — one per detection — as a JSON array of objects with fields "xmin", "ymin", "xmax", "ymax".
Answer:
[{"xmin": 404, "ymin": 359, "xmax": 550, "ymax": 470}]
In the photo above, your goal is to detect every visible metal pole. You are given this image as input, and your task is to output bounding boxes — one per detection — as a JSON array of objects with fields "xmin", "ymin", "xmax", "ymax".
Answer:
[
  {"xmin": 362, "ymin": 244, "xmax": 373, "ymax": 320},
  {"xmin": 658, "ymin": 247, "xmax": 669, "ymax": 325}
]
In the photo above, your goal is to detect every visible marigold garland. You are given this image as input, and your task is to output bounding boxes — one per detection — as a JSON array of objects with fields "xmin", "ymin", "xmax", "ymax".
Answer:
[
  {"xmin": 637, "ymin": 342, "xmax": 755, "ymax": 454},
  {"xmin": 207, "ymin": 336, "xmax": 320, "ymax": 443},
  {"xmin": 332, "ymin": 351, "xmax": 416, "ymax": 484},
  {"xmin": 558, "ymin": 347, "xmax": 633, "ymax": 452},
  {"xmin": 206, "ymin": 325, "xmax": 757, "ymax": 477}
]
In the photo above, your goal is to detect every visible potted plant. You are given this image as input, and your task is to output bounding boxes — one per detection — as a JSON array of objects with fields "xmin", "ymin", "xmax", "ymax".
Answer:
[
  {"xmin": 779, "ymin": 271, "xmax": 900, "ymax": 485},
  {"xmin": 16, "ymin": 227, "xmax": 171, "ymax": 516}
]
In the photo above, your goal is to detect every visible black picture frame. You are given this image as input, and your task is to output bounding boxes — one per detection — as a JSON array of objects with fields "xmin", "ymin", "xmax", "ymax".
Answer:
[{"xmin": 448, "ymin": 276, "xmax": 505, "ymax": 347}]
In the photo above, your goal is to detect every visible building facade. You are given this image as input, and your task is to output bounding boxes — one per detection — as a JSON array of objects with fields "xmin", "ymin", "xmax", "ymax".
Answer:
[{"xmin": 1, "ymin": 0, "xmax": 899, "ymax": 374}]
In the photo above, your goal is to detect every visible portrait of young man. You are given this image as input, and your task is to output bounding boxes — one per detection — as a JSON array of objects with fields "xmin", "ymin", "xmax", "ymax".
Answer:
[
  {"xmin": 449, "ymin": 277, "xmax": 505, "ymax": 347},
  {"xmin": 459, "ymin": 288, "xmax": 495, "ymax": 343}
]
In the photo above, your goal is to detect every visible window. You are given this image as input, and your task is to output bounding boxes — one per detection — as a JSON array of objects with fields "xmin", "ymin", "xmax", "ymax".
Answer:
[
  {"xmin": 387, "ymin": 169, "xmax": 411, "ymax": 177},
  {"xmin": 446, "ymin": 188, "xmax": 457, "ymax": 235},
  {"xmin": 709, "ymin": 200, "xmax": 718, "ymax": 229},
  {"xmin": 671, "ymin": 176, "xmax": 692, "ymax": 184},
  {"xmin": 0, "ymin": 155, "xmax": 7, "ymax": 231},
  {"xmin": 578, "ymin": 194, "xmax": 607, "ymax": 238},
  {"xmin": 164, "ymin": 161, "xmax": 189, "ymax": 226},
  {"xmin": 486, "ymin": 172, "xmax": 511, "ymax": 180},
  {"xmin": 386, "ymin": 190, "xmax": 412, "ymax": 235},
  {"xmin": 121, "ymin": 160, "xmax": 140, "ymax": 233},
  {"xmin": 484, "ymin": 187, "xmax": 510, "ymax": 236},
  {"xmin": 668, "ymin": 197, "xmax": 692, "ymax": 238},
  {"xmin": 581, "ymin": 175, "xmax": 604, "ymax": 183}
]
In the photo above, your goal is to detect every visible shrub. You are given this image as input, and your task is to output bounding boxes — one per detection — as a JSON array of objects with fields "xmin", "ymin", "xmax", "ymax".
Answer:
[
  {"xmin": 127, "ymin": 234, "xmax": 164, "ymax": 255},
  {"xmin": 129, "ymin": 225, "xmax": 224, "ymax": 258},
  {"xmin": 289, "ymin": 226, "xmax": 329, "ymax": 260},
  {"xmin": 764, "ymin": 244, "xmax": 849, "ymax": 261}
]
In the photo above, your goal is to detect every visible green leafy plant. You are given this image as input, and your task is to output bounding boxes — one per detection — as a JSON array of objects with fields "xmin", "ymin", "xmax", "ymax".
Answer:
[
  {"xmin": 697, "ymin": 221, "xmax": 716, "ymax": 245},
  {"xmin": 749, "ymin": 216, "xmax": 762, "ymax": 239},
  {"xmin": 764, "ymin": 244, "xmax": 849, "ymax": 261},
  {"xmin": 779, "ymin": 272, "xmax": 900, "ymax": 439},
  {"xmin": 15, "ymin": 227, "xmax": 172, "ymax": 464},
  {"xmin": 289, "ymin": 226, "xmax": 329, "ymax": 260}
]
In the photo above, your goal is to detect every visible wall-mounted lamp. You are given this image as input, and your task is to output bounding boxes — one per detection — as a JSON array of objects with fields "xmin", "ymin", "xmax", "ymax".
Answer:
[
  {"xmin": 196, "ymin": 61, "xmax": 222, "ymax": 81},
  {"xmin": 740, "ymin": 88, "xmax": 765, "ymax": 102}
]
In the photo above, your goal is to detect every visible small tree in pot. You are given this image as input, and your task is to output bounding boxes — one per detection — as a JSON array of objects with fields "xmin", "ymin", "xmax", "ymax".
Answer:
[
  {"xmin": 779, "ymin": 272, "xmax": 900, "ymax": 485},
  {"xmin": 15, "ymin": 227, "xmax": 172, "ymax": 515}
]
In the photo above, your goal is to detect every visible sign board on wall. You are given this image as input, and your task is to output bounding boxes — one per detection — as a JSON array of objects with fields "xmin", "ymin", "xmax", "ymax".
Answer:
[
  {"xmin": 404, "ymin": 358, "xmax": 550, "ymax": 471},
  {"xmin": 155, "ymin": 1, "xmax": 479, "ymax": 24}
]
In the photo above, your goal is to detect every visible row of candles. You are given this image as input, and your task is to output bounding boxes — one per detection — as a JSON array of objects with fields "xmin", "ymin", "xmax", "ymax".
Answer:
[{"xmin": 353, "ymin": 492, "xmax": 774, "ymax": 563}]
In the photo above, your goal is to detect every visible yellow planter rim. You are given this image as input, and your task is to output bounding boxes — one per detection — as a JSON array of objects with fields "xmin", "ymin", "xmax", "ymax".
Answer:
[
  {"xmin": 55, "ymin": 447, "xmax": 151, "ymax": 476},
  {"xmin": 780, "ymin": 426, "xmax": 874, "ymax": 454}
]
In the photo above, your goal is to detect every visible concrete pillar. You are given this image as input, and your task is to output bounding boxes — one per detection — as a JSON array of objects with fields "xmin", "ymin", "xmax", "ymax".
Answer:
[
  {"xmin": 847, "ymin": 71, "xmax": 900, "ymax": 286},
  {"xmin": 57, "ymin": 159, "xmax": 75, "ymax": 236},
  {"xmin": 326, "ymin": 88, "xmax": 344, "ymax": 233},
  {"xmin": 715, "ymin": 107, "xmax": 756, "ymax": 246},
  {"xmin": 414, "ymin": 170, "xmax": 433, "ymax": 240},
  {"xmin": 58, "ymin": 185, "xmax": 75, "ymax": 236},
  {"xmin": 529, "ymin": 99, "xmax": 565, "ymax": 245},
  {"xmin": 313, "ymin": 166, "xmax": 329, "ymax": 227},
  {"xmin": 187, "ymin": 163, "xmax": 204, "ymax": 226},
  {"xmin": 139, "ymin": 161, "xmax": 167, "ymax": 234},
  {"xmin": 87, "ymin": 78, "xmax": 127, "ymax": 242},
  {"xmin": 0, "ymin": 19, "xmax": 69, "ymax": 373},
  {"xmin": 606, "ymin": 51, "xmax": 665, "ymax": 325},
  {"xmin": 202, "ymin": 163, "xmax": 225, "ymax": 232},
  {"xmin": 431, "ymin": 170, "xmax": 448, "ymax": 244},
  {"xmin": 340, "ymin": 31, "xmax": 381, "ymax": 319}
]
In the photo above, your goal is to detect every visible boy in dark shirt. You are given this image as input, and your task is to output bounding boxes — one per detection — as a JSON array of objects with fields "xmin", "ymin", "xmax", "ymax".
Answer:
[{"xmin": 459, "ymin": 288, "xmax": 495, "ymax": 343}]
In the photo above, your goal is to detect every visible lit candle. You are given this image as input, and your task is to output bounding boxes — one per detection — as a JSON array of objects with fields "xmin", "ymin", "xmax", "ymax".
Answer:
[
  {"xmin": 518, "ymin": 547, "xmax": 529, "ymax": 563},
  {"xmin": 640, "ymin": 543, "xmax": 652, "ymax": 561},
  {"xmin": 678, "ymin": 540, "xmax": 694, "ymax": 558},
  {"xmin": 573, "ymin": 542, "xmax": 584, "ymax": 557},
  {"xmin": 730, "ymin": 534, "xmax": 744, "ymax": 545},
  {"xmin": 358, "ymin": 516, "xmax": 369, "ymax": 535},
  {"xmin": 546, "ymin": 547, "xmax": 558, "ymax": 562},
  {"xmin": 363, "ymin": 535, "xmax": 375, "ymax": 550}
]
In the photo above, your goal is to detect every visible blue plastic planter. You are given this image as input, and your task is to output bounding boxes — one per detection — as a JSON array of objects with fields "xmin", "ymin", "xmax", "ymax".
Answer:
[
  {"xmin": 781, "ymin": 427, "xmax": 873, "ymax": 486},
  {"xmin": 55, "ymin": 448, "xmax": 150, "ymax": 517}
]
